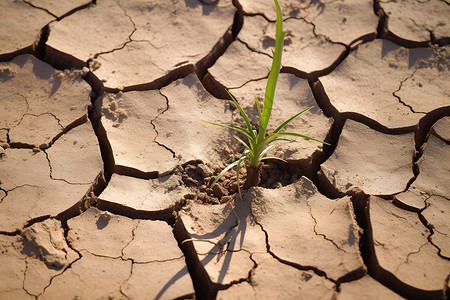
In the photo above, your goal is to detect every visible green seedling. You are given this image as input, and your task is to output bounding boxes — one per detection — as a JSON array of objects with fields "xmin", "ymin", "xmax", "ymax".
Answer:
[{"xmin": 205, "ymin": 0, "xmax": 330, "ymax": 193}]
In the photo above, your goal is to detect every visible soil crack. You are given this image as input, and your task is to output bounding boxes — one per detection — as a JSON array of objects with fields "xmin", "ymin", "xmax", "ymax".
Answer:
[
  {"xmin": 305, "ymin": 200, "xmax": 348, "ymax": 253},
  {"xmin": 88, "ymin": 0, "xmax": 137, "ymax": 67},
  {"xmin": 253, "ymin": 218, "xmax": 335, "ymax": 284},
  {"xmin": 393, "ymin": 69, "xmax": 426, "ymax": 114},
  {"xmin": 22, "ymin": 0, "xmax": 58, "ymax": 19}
]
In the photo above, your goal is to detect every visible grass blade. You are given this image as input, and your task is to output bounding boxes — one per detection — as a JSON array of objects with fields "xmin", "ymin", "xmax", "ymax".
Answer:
[
  {"xmin": 226, "ymin": 90, "xmax": 256, "ymax": 140},
  {"xmin": 254, "ymin": 94, "xmax": 262, "ymax": 120},
  {"xmin": 269, "ymin": 132, "xmax": 331, "ymax": 146},
  {"xmin": 273, "ymin": 106, "xmax": 315, "ymax": 133},
  {"xmin": 260, "ymin": 156, "xmax": 288, "ymax": 163},
  {"xmin": 259, "ymin": 0, "xmax": 286, "ymax": 142},
  {"xmin": 202, "ymin": 120, "xmax": 255, "ymax": 142}
]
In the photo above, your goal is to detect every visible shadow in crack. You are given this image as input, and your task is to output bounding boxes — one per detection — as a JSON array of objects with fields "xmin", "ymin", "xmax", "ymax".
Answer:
[
  {"xmin": 190, "ymin": 199, "xmax": 250, "ymax": 285},
  {"xmin": 159, "ymin": 198, "xmax": 251, "ymax": 298}
]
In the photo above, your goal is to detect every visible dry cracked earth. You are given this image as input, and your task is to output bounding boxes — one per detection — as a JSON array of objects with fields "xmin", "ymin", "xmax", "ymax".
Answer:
[{"xmin": 0, "ymin": 0, "xmax": 449, "ymax": 299}]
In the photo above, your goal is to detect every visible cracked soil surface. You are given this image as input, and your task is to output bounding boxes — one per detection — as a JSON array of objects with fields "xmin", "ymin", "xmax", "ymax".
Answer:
[{"xmin": 0, "ymin": 0, "xmax": 449, "ymax": 299}]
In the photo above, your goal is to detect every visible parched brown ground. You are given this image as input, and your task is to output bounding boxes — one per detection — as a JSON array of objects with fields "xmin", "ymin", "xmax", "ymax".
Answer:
[{"xmin": 0, "ymin": 0, "xmax": 449, "ymax": 299}]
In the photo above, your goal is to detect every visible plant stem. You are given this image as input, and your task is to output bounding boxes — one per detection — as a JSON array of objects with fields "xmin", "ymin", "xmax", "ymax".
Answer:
[{"xmin": 243, "ymin": 164, "xmax": 262, "ymax": 189}]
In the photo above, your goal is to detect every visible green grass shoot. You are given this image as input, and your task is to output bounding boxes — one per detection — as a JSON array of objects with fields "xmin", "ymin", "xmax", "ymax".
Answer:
[{"xmin": 204, "ymin": 0, "xmax": 330, "ymax": 191}]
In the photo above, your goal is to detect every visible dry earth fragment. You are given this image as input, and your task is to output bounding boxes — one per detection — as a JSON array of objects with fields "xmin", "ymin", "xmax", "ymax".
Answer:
[
  {"xmin": 0, "ymin": 55, "xmax": 90, "ymax": 147},
  {"xmin": 155, "ymin": 74, "xmax": 240, "ymax": 169},
  {"xmin": 422, "ymin": 196, "xmax": 450, "ymax": 258},
  {"xmin": 250, "ymin": 253, "xmax": 335, "ymax": 299},
  {"xmin": 238, "ymin": 0, "xmax": 309, "ymax": 20},
  {"xmin": 395, "ymin": 133, "xmax": 450, "ymax": 210},
  {"xmin": 370, "ymin": 196, "xmax": 450, "ymax": 291},
  {"xmin": 338, "ymin": 275, "xmax": 405, "ymax": 299},
  {"xmin": 431, "ymin": 116, "xmax": 450, "ymax": 143},
  {"xmin": 21, "ymin": 219, "xmax": 79, "ymax": 296},
  {"xmin": 216, "ymin": 282, "xmax": 256, "ymax": 299},
  {"xmin": 91, "ymin": 0, "xmax": 235, "ymax": 89},
  {"xmin": 46, "ymin": 0, "xmax": 134, "ymax": 66},
  {"xmin": 98, "ymin": 173, "xmax": 187, "ymax": 212},
  {"xmin": 319, "ymin": 119, "xmax": 414, "ymax": 196},
  {"xmin": 180, "ymin": 198, "xmax": 266, "ymax": 255},
  {"xmin": 68, "ymin": 207, "xmax": 137, "ymax": 258},
  {"xmin": 320, "ymin": 40, "xmax": 448, "ymax": 129},
  {"xmin": 207, "ymin": 40, "xmax": 271, "ymax": 89},
  {"xmin": 27, "ymin": 0, "xmax": 91, "ymax": 18},
  {"xmin": 238, "ymin": 16, "xmax": 346, "ymax": 73},
  {"xmin": 380, "ymin": 0, "xmax": 450, "ymax": 42},
  {"xmin": 199, "ymin": 250, "xmax": 254, "ymax": 285},
  {"xmin": 46, "ymin": 122, "xmax": 102, "ymax": 184},
  {"xmin": 229, "ymin": 73, "xmax": 332, "ymax": 163},
  {"xmin": 101, "ymin": 90, "xmax": 177, "ymax": 173},
  {"xmin": 413, "ymin": 135, "xmax": 450, "ymax": 199},
  {"xmin": 122, "ymin": 259, "xmax": 194, "ymax": 299},
  {"xmin": 39, "ymin": 250, "xmax": 131, "ymax": 300},
  {"xmin": 0, "ymin": 149, "xmax": 93, "ymax": 232},
  {"xmin": 0, "ymin": 0, "xmax": 54, "ymax": 57},
  {"xmin": 0, "ymin": 220, "xmax": 79, "ymax": 297},
  {"xmin": 122, "ymin": 219, "xmax": 183, "ymax": 262},
  {"xmin": 0, "ymin": 235, "xmax": 37, "ymax": 300},
  {"xmin": 303, "ymin": 0, "xmax": 378, "ymax": 45},
  {"xmin": 249, "ymin": 177, "xmax": 366, "ymax": 281}
]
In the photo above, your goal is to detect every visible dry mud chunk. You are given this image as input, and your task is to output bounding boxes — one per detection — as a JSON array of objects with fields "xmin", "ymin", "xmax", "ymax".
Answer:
[
  {"xmin": 101, "ymin": 90, "xmax": 177, "ymax": 173},
  {"xmin": 46, "ymin": 0, "xmax": 133, "ymax": 66},
  {"xmin": 431, "ymin": 116, "xmax": 450, "ymax": 143},
  {"xmin": 0, "ymin": 55, "xmax": 90, "ymax": 146},
  {"xmin": 207, "ymin": 41, "xmax": 271, "ymax": 88},
  {"xmin": 199, "ymin": 250, "xmax": 254, "ymax": 285},
  {"xmin": 339, "ymin": 275, "xmax": 405, "ymax": 300},
  {"xmin": 0, "ymin": 149, "xmax": 92, "ymax": 232},
  {"xmin": 0, "ymin": 93, "xmax": 28, "ymax": 130},
  {"xmin": 99, "ymin": 173, "xmax": 187, "ymax": 212},
  {"xmin": 304, "ymin": 0, "xmax": 378, "ymax": 45},
  {"xmin": 68, "ymin": 207, "xmax": 137, "ymax": 258},
  {"xmin": 370, "ymin": 196, "xmax": 450, "ymax": 291},
  {"xmin": 122, "ymin": 259, "xmax": 194, "ymax": 299},
  {"xmin": 122, "ymin": 220, "xmax": 183, "ymax": 262},
  {"xmin": 217, "ymin": 282, "xmax": 256, "ymax": 299},
  {"xmin": 0, "ymin": 0, "xmax": 54, "ymax": 56},
  {"xmin": 251, "ymin": 253, "xmax": 335, "ymax": 299},
  {"xmin": 380, "ymin": 0, "xmax": 450, "ymax": 42},
  {"xmin": 39, "ymin": 250, "xmax": 131, "ymax": 300},
  {"xmin": 397, "ymin": 134, "xmax": 450, "ymax": 210},
  {"xmin": 0, "ymin": 129, "xmax": 7, "ymax": 143},
  {"xmin": 0, "ymin": 235, "xmax": 34, "ymax": 300},
  {"xmin": 93, "ymin": 0, "xmax": 235, "ymax": 89},
  {"xmin": 238, "ymin": 16, "xmax": 345, "ymax": 73},
  {"xmin": 422, "ymin": 196, "xmax": 450, "ymax": 258},
  {"xmin": 320, "ymin": 40, "xmax": 448, "ymax": 129},
  {"xmin": 238, "ymin": 0, "xmax": 309, "ymax": 20},
  {"xmin": 413, "ymin": 135, "xmax": 450, "ymax": 198},
  {"xmin": 229, "ymin": 73, "xmax": 332, "ymax": 162},
  {"xmin": 155, "ymin": 74, "xmax": 239, "ymax": 168},
  {"xmin": 0, "ymin": 230, "xmax": 78, "ymax": 298},
  {"xmin": 249, "ymin": 177, "xmax": 365, "ymax": 281},
  {"xmin": 22, "ymin": 219, "xmax": 77, "ymax": 268},
  {"xmin": 21, "ymin": 219, "xmax": 79, "ymax": 296},
  {"xmin": 320, "ymin": 119, "xmax": 414, "ymax": 196},
  {"xmin": 9, "ymin": 114, "xmax": 62, "ymax": 146},
  {"xmin": 180, "ymin": 199, "xmax": 266, "ymax": 255},
  {"xmin": 46, "ymin": 122, "xmax": 102, "ymax": 183},
  {"xmin": 27, "ymin": 0, "xmax": 91, "ymax": 18}
]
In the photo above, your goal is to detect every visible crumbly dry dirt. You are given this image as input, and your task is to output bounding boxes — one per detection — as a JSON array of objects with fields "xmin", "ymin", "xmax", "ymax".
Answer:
[{"xmin": 0, "ymin": 0, "xmax": 449, "ymax": 299}]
